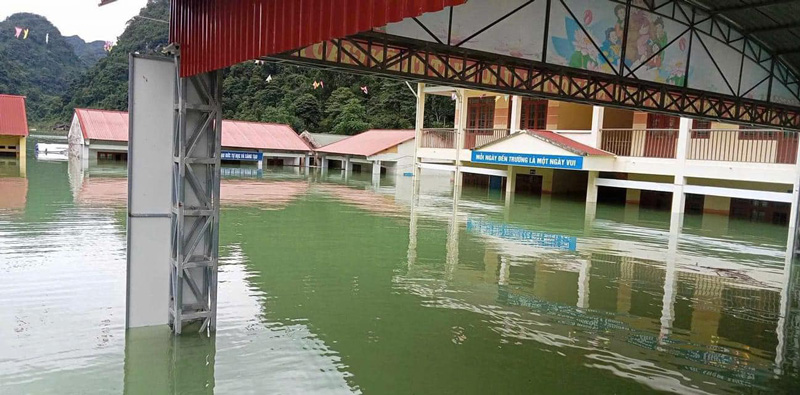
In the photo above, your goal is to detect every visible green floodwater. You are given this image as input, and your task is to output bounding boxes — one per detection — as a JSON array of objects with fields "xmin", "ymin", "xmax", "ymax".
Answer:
[{"xmin": 2, "ymin": 140, "xmax": 800, "ymax": 394}]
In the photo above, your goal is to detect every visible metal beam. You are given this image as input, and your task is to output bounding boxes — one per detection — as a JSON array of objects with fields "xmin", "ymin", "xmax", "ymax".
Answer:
[
  {"xmin": 705, "ymin": 0, "xmax": 800, "ymax": 15},
  {"xmin": 746, "ymin": 21, "xmax": 800, "ymax": 34},
  {"xmin": 273, "ymin": 35, "xmax": 800, "ymax": 129},
  {"xmin": 170, "ymin": 58, "xmax": 222, "ymax": 334}
]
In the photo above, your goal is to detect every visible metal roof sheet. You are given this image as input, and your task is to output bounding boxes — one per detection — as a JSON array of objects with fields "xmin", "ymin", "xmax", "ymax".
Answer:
[
  {"xmin": 222, "ymin": 120, "xmax": 311, "ymax": 152},
  {"xmin": 315, "ymin": 129, "xmax": 415, "ymax": 157},
  {"xmin": 170, "ymin": 0, "xmax": 467, "ymax": 76},
  {"xmin": 0, "ymin": 94, "xmax": 29, "ymax": 137},
  {"xmin": 75, "ymin": 109, "xmax": 310, "ymax": 152},
  {"xmin": 76, "ymin": 108, "xmax": 128, "ymax": 142}
]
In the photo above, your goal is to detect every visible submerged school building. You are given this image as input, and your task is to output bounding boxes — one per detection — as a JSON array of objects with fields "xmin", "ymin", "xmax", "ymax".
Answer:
[
  {"xmin": 315, "ymin": 129, "xmax": 415, "ymax": 179},
  {"xmin": 68, "ymin": 108, "xmax": 312, "ymax": 167},
  {"xmin": 0, "ymin": 94, "xmax": 28, "ymax": 163},
  {"xmin": 416, "ymin": 89, "xmax": 800, "ymax": 226}
]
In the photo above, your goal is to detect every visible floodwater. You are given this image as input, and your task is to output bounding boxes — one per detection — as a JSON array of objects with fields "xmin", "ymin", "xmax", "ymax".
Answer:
[{"xmin": 1, "ymin": 139, "xmax": 800, "ymax": 394}]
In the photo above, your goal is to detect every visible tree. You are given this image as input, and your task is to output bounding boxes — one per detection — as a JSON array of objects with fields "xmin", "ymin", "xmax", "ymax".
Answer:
[
  {"xmin": 331, "ymin": 98, "xmax": 370, "ymax": 135},
  {"xmin": 293, "ymin": 93, "xmax": 322, "ymax": 131}
]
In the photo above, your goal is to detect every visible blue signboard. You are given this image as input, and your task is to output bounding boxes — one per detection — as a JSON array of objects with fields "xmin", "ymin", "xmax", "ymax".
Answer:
[
  {"xmin": 221, "ymin": 150, "xmax": 263, "ymax": 162},
  {"xmin": 471, "ymin": 151, "xmax": 583, "ymax": 170}
]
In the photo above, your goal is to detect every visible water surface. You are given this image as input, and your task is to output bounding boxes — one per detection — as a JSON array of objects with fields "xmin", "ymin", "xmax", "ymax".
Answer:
[{"xmin": 1, "ymin": 141, "xmax": 800, "ymax": 394}]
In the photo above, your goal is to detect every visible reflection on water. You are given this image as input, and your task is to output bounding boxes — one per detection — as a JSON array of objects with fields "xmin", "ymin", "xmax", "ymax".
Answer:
[{"xmin": 1, "ymin": 140, "xmax": 799, "ymax": 393}]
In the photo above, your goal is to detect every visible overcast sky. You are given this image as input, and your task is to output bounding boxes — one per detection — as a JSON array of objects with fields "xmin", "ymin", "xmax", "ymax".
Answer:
[{"xmin": 1, "ymin": 0, "xmax": 150, "ymax": 42}]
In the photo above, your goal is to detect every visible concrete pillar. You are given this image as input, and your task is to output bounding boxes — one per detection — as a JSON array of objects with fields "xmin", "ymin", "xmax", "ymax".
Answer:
[
  {"xmin": 304, "ymin": 154, "xmax": 312, "ymax": 171},
  {"xmin": 671, "ymin": 117, "xmax": 691, "ymax": 216},
  {"xmin": 257, "ymin": 159, "xmax": 263, "ymax": 170},
  {"xmin": 590, "ymin": 106, "xmax": 604, "ymax": 148},
  {"xmin": 320, "ymin": 156, "xmax": 328, "ymax": 176},
  {"xmin": 510, "ymin": 95, "xmax": 522, "ymax": 133},
  {"xmin": 585, "ymin": 170, "xmax": 599, "ymax": 225},
  {"xmin": 413, "ymin": 83, "xmax": 426, "ymax": 179},
  {"xmin": 372, "ymin": 160, "xmax": 381, "ymax": 188},
  {"xmin": 504, "ymin": 165, "xmax": 516, "ymax": 206},
  {"xmin": 454, "ymin": 89, "xmax": 468, "ymax": 187}
]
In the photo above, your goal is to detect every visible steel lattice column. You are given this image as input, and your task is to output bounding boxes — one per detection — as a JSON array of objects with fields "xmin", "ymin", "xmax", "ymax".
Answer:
[{"xmin": 170, "ymin": 58, "xmax": 222, "ymax": 334}]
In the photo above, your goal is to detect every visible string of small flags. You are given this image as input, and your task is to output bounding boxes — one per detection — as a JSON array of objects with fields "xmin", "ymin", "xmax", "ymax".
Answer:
[
  {"xmin": 312, "ymin": 80, "xmax": 324, "ymax": 89},
  {"xmin": 266, "ymin": 75, "xmax": 272, "ymax": 83},
  {"xmin": 360, "ymin": 86, "xmax": 368, "ymax": 95},
  {"xmin": 14, "ymin": 27, "xmax": 29, "ymax": 39},
  {"xmin": 104, "ymin": 41, "xmax": 116, "ymax": 52}
]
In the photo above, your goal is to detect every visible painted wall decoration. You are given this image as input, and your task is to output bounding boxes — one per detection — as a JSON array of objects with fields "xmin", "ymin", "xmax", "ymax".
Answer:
[{"xmin": 379, "ymin": 0, "xmax": 800, "ymax": 107}]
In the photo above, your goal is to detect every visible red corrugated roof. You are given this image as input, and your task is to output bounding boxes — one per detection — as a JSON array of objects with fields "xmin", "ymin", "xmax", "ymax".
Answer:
[
  {"xmin": 0, "ymin": 94, "xmax": 29, "ymax": 137},
  {"xmin": 316, "ymin": 129, "xmax": 415, "ymax": 157},
  {"xmin": 528, "ymin": 131, "xmax": 613, "ymax": 156},
  {"xmin": 75, "ymin": 109, "xmax": 310, "ymax": 151},
  {"xmin": 222, "ymin": 120, "xmax": 311, "ymax": 152},
  {"xmin": 170, "ymin": 0, "xmax": 467, "ymax": 76},
  {"xmin": 76, "ymin": 108, "xmax": 129, "ymax": 142}
]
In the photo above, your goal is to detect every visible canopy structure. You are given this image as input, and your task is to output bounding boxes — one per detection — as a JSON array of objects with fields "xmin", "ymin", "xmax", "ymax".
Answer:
[{"xmin": 167, "ymin": 0, "xmax": 800, "ymax": 129}]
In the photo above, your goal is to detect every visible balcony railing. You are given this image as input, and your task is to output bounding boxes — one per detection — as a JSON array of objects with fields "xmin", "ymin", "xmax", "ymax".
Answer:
[
  {"xmin": 688, "ymin": 129, "xmax": 797, "ymax": 164},
  {"xmin": 464, "ymin": 128, "xmax": 510, "ymax": 149},
  {"xmin": 600, "ymin": 129, "xmax": 678, "ymax": 158},
  {"xmin": 420, "ymin": 128, "xmax": 457, "ymax": 149}
]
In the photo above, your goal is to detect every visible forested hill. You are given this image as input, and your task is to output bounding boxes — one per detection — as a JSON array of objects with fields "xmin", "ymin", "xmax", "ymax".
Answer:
[
  {"xmin": 64, "ymin": 36, "xmax": 107, "ymax": 68},
  {"xmin": 0, "ymin": 13, "xmax": 88, "ymax": 122},
  {"xmin": 7, "ymin": 0, "xmax": 454, "ymax": 133}
]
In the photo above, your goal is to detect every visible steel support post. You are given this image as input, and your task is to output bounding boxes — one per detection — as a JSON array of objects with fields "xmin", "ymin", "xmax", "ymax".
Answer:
[{"xmin": 170, "ymin": 58, "xmax": 222, "ymax": 334}]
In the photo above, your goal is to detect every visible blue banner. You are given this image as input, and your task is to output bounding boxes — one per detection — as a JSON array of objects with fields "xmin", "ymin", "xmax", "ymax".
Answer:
[
  {"xmin": 471, "ymin": 151, "xmax": 583, "ymax": 170},
  {"xmin": 221, "ymin": 151, "xmax": 263, "ymax": 162}
]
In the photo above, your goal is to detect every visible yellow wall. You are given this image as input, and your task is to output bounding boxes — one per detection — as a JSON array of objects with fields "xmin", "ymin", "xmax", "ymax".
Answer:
[
  {"xmin": 703, "ymin": 195, "xmax": 730, "ymax": 215},
  {"xmin": 0, "ymin": 135, "xmax": 23, "ymax": 156},
  {"xmin": 555, "ymin": 101, "xmax": 592, "ymax": 130},
  {"xmin": 687, "ymin": 177, "xmax": 792, "ymax": 192},
  {"xmin": 602, "ymin": 108, "xmax": 634, "ymax": 128},
  {"xmin": 493, "ymin": 97, "xmax": 510, "ymax": 129}
]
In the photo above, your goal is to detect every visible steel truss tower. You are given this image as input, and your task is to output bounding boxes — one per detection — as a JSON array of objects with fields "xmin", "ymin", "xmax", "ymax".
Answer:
[{"xmin": 169, "ymin": 59, "xmax": 222, "ymax": 334}]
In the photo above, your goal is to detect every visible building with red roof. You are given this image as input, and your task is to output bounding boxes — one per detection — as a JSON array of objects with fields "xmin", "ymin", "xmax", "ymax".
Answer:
[
  {"xmin": 0, "ymin": 94, "xmax": 29, "ymax": 161},
  {"xmin": 68, "ymin": 108, "xmax": 312, "ymax": 168},
  {"xmin": 315, "ymin": 129, "xmax": 416, "ymax": 178}
]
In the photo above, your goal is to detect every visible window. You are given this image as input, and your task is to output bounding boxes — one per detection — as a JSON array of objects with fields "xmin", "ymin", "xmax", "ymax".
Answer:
[
  {"xmin": 520, "ymin": 99, "xmax": 548, "ymax": 130},
  {"xmin": 647, "ymin": 113, "xmax": 679, "ymax": 129},
  {"xmin": 467, "ymin": 97, "xmax": 495, "ymax": 130},
  {"xmin": 691, "ymin": 119, "xmax": 711, "ymax": 139}
]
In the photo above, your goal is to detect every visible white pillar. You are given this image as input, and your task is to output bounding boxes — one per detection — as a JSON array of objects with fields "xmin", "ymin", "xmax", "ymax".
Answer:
[
  {"xmin": 320, "ymin": 156, "xmax": 328, "ymax": 176},
  {"xmin": 372, "ymin": 160, "xmax": 381, "ymax": 188},
  {"xmin": 257, "ymin": 159, "xmax": 263, "ymax": 170},
  {"xmin": 510, "ymin": 95, "xmax": 522, "ymax": 133},
  {"xmin": 304, "ymin": 154, "xmax": 312, "ymax": 171},
  {"xmin": 413, "ymin": 83, "xmax": 426, "ymax": 179},
  {"xmin": 454, "ymin": 89, "xmax": 468, "ymax": 187},
  {"xmin": 672, "ymin": 117, "xmax": 691, "ymax": 216},
  {"xmin": 585, "ymin": 171, "xmax": 599, "ymax": 227},
  {"xmin": 590, "ymin": 106, "xmax": 605, "ymax": 148},
  {"xmin": 505, "ymin": 165, "xmax": 516, "ymax": 206}
]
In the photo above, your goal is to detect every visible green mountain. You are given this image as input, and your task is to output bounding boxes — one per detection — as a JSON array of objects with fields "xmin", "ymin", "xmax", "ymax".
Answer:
[
  {"xmin": 64, "ymin": 36, "xmax": 107, "ymax": 68},
  {"xmin": 0, "ymin": 13, "xmax": 87, "ymax": 123},
  {"xmin": 5, "ymin": 0, "xmax": 454, "ymax": 133}
]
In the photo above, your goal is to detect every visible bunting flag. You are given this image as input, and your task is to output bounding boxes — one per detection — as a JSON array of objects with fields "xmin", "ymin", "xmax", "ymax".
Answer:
[
  {"xmin": 451, "ymin": 92, "xmax": 457, "ymax": 101},
  {"xmin": 312, "ymin": 80, "xmax": 324, "ymax": 89},
  {"xmin": 266, "ymin": 75, "xmax": 272, "ymax": 83},
  {"xmin": 23, "ymin": 29, "xmax": 29, "ymax": 39},
  {"xmin": 104, "ymin": 41, "xmax": 114, "ymax": 52},
  {"xmin": 45, "ymin": 33, "xmax": 49, "ymax": 44},
  {"xmin": 360, "ymin": 86, "xmax": 368, "ymax": 95},
  {"xmin": 14, "ymin": 27, "xmax": 22, "ymax": 38}
]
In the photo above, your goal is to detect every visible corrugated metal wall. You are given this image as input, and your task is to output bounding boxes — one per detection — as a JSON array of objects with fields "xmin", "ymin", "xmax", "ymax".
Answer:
[{"xmin": 170, "ymin": 0, "xmax": 465, "ymax": 77}]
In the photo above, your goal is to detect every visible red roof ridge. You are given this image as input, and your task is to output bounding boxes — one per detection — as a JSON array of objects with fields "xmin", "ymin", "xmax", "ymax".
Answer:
[
  {"xmin": 76, "ymin": 108, "xmax": 127, "ymax": 114},
  {"xmin": 527, "ymin": 130, "xmax": 613, "ymax": 156},
  {"xmin": 0, "ymin": 94, "xmax": 26, "ymax": 99}
]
